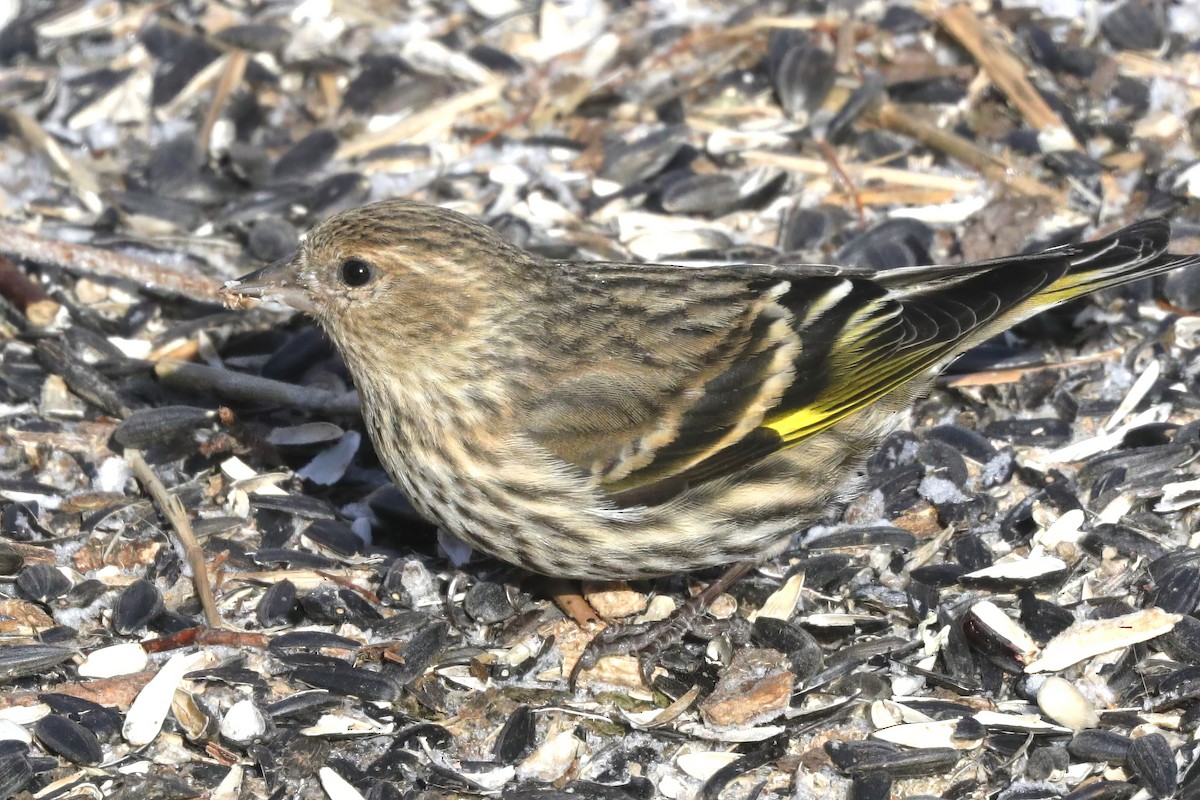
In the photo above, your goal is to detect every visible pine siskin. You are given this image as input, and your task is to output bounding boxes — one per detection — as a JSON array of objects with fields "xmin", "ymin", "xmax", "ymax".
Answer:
[{"xmin": 222, "ymin": 201, "xmax": 1198, "ymax": 583}]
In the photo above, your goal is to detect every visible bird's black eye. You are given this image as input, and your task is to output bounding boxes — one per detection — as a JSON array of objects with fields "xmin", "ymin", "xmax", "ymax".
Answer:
[{"xmin": 340, "ymin": 258, "xmax": 374, "ymax": 287}]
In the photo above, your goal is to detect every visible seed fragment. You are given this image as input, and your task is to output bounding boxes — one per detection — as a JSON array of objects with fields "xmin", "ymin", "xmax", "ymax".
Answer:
[
  {"xmin": 15, "ymin": 564, "xmax": 69, "ymax": 604},
  {"xmin": 1026, "ymin": 608, "xmax": 1182, "ymax": 673},
  {"xmin": 1128, "ymin": 733, "xmax": 1176, "ymax": 797},
  {"xmin": 33, "ymin": 714, "xmax": 103, "ymax": 765},
  {"xmin": 0, "ymin": 645, "xmax": 75, "ymax": 682},
  {"xmin": 112, "ymin": 578, "xmax": 164, "ymax": 635}
]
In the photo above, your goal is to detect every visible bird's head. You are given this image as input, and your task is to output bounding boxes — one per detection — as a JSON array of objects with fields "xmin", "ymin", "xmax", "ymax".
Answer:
[{"xmin": 221, "ymin": 200, "xmax": 534, "ymax": 353}]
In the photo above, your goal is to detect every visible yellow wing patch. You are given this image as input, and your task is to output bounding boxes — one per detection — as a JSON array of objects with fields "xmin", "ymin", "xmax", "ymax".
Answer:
[
  {"xmin": 765, "ymin": 340, "xmax": 943, "ymax": 445},
  {"xmin": 763, "ymin": 406, "xmax": 831, "ymax": 443}
]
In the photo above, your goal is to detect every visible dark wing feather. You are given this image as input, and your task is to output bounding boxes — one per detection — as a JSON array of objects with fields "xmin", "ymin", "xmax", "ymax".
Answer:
[{"xmin": 761, "ymin": 256, "xmax": 1070, "ymax": 445}]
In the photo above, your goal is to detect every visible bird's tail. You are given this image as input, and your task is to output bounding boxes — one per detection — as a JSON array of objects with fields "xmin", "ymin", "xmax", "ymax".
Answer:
[{"xmin": 1036, "ymin": 219, "xmax": 1200, "ymax": 306}]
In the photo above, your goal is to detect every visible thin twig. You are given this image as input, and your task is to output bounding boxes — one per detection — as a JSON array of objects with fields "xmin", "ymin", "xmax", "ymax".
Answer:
[
  {"xmin": 0, "ymin": 221, "xmax": 224, "ymax": 301},
  {"xmin": 868, "ymin": 102, "xmax": 1065, "ymax": 200},
  {"xmin": 338, "ymin": 82, "xmax": 506, "ymax": 158},
  {"xmin": 822, "ymin": 188, "xmax": 961, "ymax": 207},
  {"xmin": 734, "ymin": 15, "xmax": 822, "ymax": 32},
  {"xmin": 738, "ymin": 148, "xmax": 982, "ymax": 193},
  {"xmin": 834, "ymin": 16, "xmax": 857, "ymax": 75},
  {"xmin": 936, "ymin": 3, "xmax": 1079, "ymax": 146},
  {"xmin": 315, "ymin": 569, "xmax": 382, "ymax": 605},
  {"xmin": 817, "ymin": 140, "xmax": 866, "ymax": 225},
  {"xmin": 127, "ymin": 449, "xmax": 224, "ymax": 629},
  {"xmin": 142, "ymin": 625, "xmax": 269, "ymax": 653},
  {"xmin": 155, "ymin": 359, "xmax": 361, "ymax": 415},
  {"xmin": 1114, "ymin": 52, "xmax": 1200, "ymax": 90},
  {"xmin": 198, "ymin": 50, "xmax": 248, "ymax": 155},
  {"xmin": 940, "ymin": 348, "xmax": 1122, "ymax": 388}
]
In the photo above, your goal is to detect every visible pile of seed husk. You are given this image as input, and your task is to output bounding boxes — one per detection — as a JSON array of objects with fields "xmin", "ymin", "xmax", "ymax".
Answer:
[{"xmin": 1, "ymin": 0, "xmax": 1200, "ymax": 798}]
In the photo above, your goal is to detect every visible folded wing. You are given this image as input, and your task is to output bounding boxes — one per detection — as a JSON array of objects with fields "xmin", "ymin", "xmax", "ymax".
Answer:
[{"xmin": 522, "ymin": 220, "xmax": 1178, "ymax": 507}]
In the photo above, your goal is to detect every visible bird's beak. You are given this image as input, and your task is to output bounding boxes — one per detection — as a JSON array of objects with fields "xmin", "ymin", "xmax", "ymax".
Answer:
[{"xmin": 220, "ymin": 254, "xmax": 317, "ymax": 314}]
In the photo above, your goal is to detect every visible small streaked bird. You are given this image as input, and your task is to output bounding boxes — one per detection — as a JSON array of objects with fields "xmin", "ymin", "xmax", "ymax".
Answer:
[{"xmin": 222, "ymin": 201, "xmax": 1197, "ymax": 669}]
